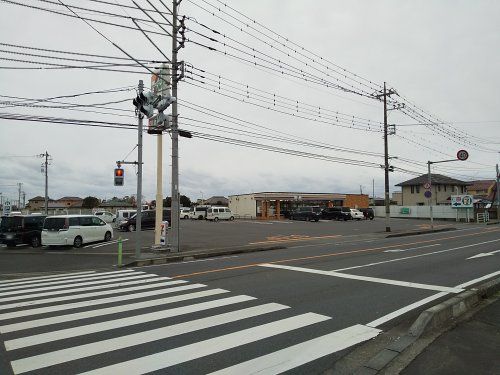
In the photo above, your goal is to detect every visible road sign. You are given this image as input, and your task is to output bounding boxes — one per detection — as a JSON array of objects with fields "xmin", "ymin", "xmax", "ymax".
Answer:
[
  {"xmin": 451, "ymin": 195, "xmax": 473, "ymax": 208},
  {"xmin": 423, "ymin": 182, "xmax": 431, "ymax": 189},
  {"xmin": 424, "ymin": 191, "xmax": 432, "ymax": 199},
  {"xmin": 2, "ymin": 201, "xmax": 11, "ymax": 216},
  {"xmin": 457, "ymin": 149, "xmax": 469, "ymax": 161}
]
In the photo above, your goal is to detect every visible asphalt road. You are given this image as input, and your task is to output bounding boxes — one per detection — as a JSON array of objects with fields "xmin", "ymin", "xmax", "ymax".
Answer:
[
  {"xmin": 0, "ymin": 224, "xmax": 498, "ymax": 374},
  {"xmin": 0, "ymin": 218, "xmax": 469, "ymax": 275}
]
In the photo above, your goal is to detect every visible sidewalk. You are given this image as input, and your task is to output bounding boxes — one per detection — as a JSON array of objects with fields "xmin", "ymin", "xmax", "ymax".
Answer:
[{"xmin": 401, "ymin": 295, "xmax": 500, "ymax": 375}]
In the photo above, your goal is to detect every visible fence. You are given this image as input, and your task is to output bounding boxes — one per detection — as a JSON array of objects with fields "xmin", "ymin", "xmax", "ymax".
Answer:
[{"xmin": 373, "ymin": 205, "xmax": 473, "ymax": 221}]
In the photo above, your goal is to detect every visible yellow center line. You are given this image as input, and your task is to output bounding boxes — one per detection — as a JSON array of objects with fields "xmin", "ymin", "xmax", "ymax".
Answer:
[
  {"xmin": 170, "ymin": 228, "xmax": 500, "ymax": 279},
  {"xmin": 249, "ymin": 234, "xmax": 341, "ymax": 245}
]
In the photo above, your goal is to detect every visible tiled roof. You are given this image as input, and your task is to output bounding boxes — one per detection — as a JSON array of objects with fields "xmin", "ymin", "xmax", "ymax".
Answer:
[{"xmin": 396, "ymin": 174, "xmax": 470, "ymax": 187}]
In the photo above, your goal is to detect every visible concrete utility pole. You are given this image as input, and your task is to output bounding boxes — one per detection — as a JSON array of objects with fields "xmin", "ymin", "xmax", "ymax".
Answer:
[
  {"xmin": 427, "ymin": 161, "xmax": 434, "ymax": 230},
  {"xmin": 41, "ymin": 151, "xmax": 49, "ymax": 215},
  {"xmin": 170, "ymin": 0, "xmax": 181, "ymax": 252},
  {"xmin": 17, "ymin": 182, "xmax": 22, "ymax": 210},
  {"xmin": 135, "ymin": 80, "xmax": 144, "ymax": 258},
  {"xmin": 496, "ymin": 163, "xmax": 499, "ymax": 221}
]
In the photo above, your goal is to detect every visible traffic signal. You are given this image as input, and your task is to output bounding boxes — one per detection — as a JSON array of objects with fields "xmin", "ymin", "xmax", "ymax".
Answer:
[
  {"xmin": 114, "ymin": 168, "xmax": 124, "ymax": 186},
  {"xmin": 132, "ymin": 92, "xmax": 158, "ymax": 118}
]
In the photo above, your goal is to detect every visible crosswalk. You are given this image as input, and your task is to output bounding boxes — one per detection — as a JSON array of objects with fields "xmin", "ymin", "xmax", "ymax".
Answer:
[{"xmin": 0, "ymin": 269, "xmax": 381, "ymax": 374}]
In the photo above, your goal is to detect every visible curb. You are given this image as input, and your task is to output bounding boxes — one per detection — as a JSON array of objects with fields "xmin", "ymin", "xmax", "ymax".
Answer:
[
  {"xmin": 358, "ymin": 276, "xmax": 500, "ymax": 374},
  {"xmin": 385, "ymin": 227, "xmax": 455, "ymax": 238},
  {"xmin": 123, "ymin": 245, "xmax": 287, "ymax": 267}
]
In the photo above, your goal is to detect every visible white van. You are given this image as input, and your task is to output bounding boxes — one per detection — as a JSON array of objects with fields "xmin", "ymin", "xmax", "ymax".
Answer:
[
  {"xmin": 206, "ymin": 206, "xmax": 234, "ymax": 221},
  {"xmin": 188, "ymin": 206, "xmax": 210, "ymax": 220},
  {"xmin": 115, "ymin": 210, "xmax": 137, "ymax": 225},
  {"xmin": 180, "ymin": 207, "xmax": 190, "ymax": 219},
  {"xmin": 41, "ymin": 215, "xmax": 113, "ymax": 248}
]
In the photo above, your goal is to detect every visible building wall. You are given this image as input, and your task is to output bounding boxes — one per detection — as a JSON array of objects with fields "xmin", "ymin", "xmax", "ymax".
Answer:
[
  {"xmin": 344, "ymin": 194, "xmax": 369, "ymax": 208},
  {"xmin": 228, "ymin": 194, "xmax": 256, "ymax": 218},
  {"xmin": 401, "ymin": 184, "xmax": 466, "ymax": 206},
  {"xmin": 392, "ymin": 192, "xmax": 403, "ymax": 206},
  {"xmin": 373, "ymin": 205, "xmax": 473, "ymax": 220}
]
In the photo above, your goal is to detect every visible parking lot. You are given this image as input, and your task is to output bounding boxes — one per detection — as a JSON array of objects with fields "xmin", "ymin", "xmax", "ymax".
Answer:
[{"xmin": 1, "ymin": 217, "xmax": 463, "ymax": 255}]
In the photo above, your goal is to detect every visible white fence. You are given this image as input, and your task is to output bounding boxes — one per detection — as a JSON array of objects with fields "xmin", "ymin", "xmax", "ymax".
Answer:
[{"xmin": 373, "ymin": 205, "xmax": 473, "ymax": 221}]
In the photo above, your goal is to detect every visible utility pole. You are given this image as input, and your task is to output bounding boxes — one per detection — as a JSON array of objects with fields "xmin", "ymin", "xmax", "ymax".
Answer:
[
  {"xmin": 17, "ymin": 182, "xmax": 22, "ymax": 210},
  {"xmin": 170, "ymin": 0, "xmax": 181, "ymax": 252},
  {"xmin": 135, "ymin": 80, "xmax": 144, "ymax": 258},
  {"xmin": 427, "ymin": 161, "xmax": 434, "ymax": 230},
  {"xmin": 372, "ymin": 179, "xmax": 375, "ymax": 206},
  {"xmin": 41, "ymin": 151, "xmax": 49, "ymax": 215},
  {"xmin": 22, "ymin": 191, "xmax": 26, "ymax": 210},
  {"xmin": 496, "ymin": 163, "xmax": 499, "ymax": 221}
]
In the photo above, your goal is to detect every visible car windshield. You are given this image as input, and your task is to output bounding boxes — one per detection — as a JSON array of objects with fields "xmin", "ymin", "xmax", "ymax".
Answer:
[
  {"xmin": 0, "ymin": 216, "xmax": 22, "ymax": 230},
  {"xmin": 43, "ymin": 217, "xmax": 66, "ymax": 230},
  {"xmin": 341, "ymin": 207, "xmax": 350, "ymax": 212}
]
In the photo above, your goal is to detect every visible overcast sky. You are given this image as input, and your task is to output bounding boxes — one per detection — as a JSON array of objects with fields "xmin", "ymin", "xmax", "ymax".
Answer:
[{"xmin": 1, "ymin": 0, "xmax": 499, "ymax": 205}]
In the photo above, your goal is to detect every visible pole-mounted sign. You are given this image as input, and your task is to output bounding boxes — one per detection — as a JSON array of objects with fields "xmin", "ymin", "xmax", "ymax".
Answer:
[{"xmin": 457, "ymin": 149, "xmax": 469, "ymax": 161}]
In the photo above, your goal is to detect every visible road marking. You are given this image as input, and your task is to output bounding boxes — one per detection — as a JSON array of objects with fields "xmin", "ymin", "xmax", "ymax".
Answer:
[
  {"xmin": 77, "ymin": 313, "xmax": 330, "ymax": 375},
  {"xmin": 367, "ymin": 270, "xmax": 500, "ymax": 327},
  {"xmin": 209, "ymin": 324, "xmax": 381, "ymax": 375},
  {"xmin": 466, "ymin": 249, "xmax": 500, "ymax": 259},
  {"xmin": 90, "ymin": 238, "xmax": 129, "ymax": 248},
  {"xmin": 0, "ymin": 271, "xmax": 96, "ymax": 286},
  {"xmin": 384, "ymin": 244, "xmax": 441, "ymax": 253},
  {"xmin": 6, "ymin": 295, "xmax": 262, "ymax": 351},
  {"xmin": 169, "ymin": 229, "xmax": 500, "ymax": 279},
  {"xmin": 333, "ymin": 239, "xmax": 500, "ymax": 272},
  {"xmin": 0, "ymin": 278, "xmax": 181, "ymax": 311},
  {"xmin": 9, "ymin": 304, "xmax": 286, "ymax": 372},
  {"xmin": 0, "ymin": 281, "xmax": 198, "ymax": 321},
  {"xmin": 260, "ymin": 263, "xmax": 464, "ymax": 293},
  {"xmin": 0, "ymin": 276, "xmax": 170, "ymax": 305},
  {"xmin": 250, "ymin": 234, "xmax": 341, "ymax": 245},
  {"xmin": 0, "ymin": 288, "xmax": 229, "ymax": 333},
  {"xmin": 0, "ymin": 269, "xmax": 139, "ymax": 292},
  {"xmin": 0, "ymin": 272, "xmax": 157, "ymax": 298}
]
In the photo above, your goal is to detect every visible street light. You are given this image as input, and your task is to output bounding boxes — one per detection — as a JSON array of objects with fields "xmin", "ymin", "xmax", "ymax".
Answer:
[{"xmin": 427, "ymin": 150, "xmax": 469, "ymax": 230}]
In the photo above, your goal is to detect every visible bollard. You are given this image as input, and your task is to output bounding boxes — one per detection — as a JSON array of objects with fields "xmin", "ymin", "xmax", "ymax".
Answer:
[{"xmin": 118, "ymin": 237, "xmax": 123, "ymax": 267}]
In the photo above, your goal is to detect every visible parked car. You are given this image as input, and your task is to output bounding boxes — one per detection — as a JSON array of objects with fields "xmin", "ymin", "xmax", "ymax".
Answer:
[
  {"xmin": 350, "ymin": 208, "xmax": 365, "ymax": 221},
  {"xmin": 115, "ymin": 209, "xmax": 137, "ymax": 225},
  {"xmin": 180, "ymin": 207, "xmax": 190, "ymax": 219},
  {"xmin": 0, "ymin": 214, "xmax": 46, "ymax": 247},
  {"xmin": 290, "ymin": 206, "xmax": 321, "ymax": 221},
  {"xmin": 359, "ymin": 207, "xmax": 375, "ymax": 220},
  {"xmin": 41, "ymin": 215, "xmax": 113, "ymax": 248},
  {"xmin": 206, "ymin": 206, "xmax": 234, "ymax": 221},
  {"xmin": 93, "ymin": 211, "xmax": 116, "ymax": 223},
  {"xmin": 119, "ymin": 209, "xmax": 171, "ymax": 232},
  {"xmin": 189, "ymin": 206, "xmax": 210, "ymax": 220},
  {"xmin": 321, "ymin": 207, "xmax": 352, "ymax": 221}
]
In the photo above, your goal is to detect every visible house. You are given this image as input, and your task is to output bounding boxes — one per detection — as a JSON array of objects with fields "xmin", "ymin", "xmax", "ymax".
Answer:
[
  {"xmin": 467, "ymin": 180, "xmax": 496, "ymax": 199},
  {"xmin": 204, "ymin": 196, "xmax": 229, "ymax": 206},
  {"xmin": 57, "ymin": 196, "xmax": 83, "ymax": 208},
  {"xmin": 99, "ymin": 199, "xmax": 135, "ymax": 213},
  {"xmin": 26, "ymin": 196, "xmax": 52, "ymax": 211},
  {"xmin": 395, "ymin": 174, "xmax": 470, "ymax": 206}
]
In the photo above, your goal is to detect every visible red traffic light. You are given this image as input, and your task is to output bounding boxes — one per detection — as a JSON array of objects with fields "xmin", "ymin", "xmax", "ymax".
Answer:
[
  {"xmin": 114, "ymin": 168, "xmax": 124, "ymax": 186},
  {"xmin": 115, "ymin": 168, "xmax": 124, "ymax": 177}
]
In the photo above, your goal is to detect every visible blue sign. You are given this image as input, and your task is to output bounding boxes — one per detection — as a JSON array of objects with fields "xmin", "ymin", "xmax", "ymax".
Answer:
[{"xmin": 424, "ymin": 191, "xmax": 432, "ymax": 199}]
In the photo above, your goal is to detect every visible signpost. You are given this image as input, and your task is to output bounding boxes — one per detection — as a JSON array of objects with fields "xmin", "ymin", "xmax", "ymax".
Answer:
[
  {"xmin": 456, "ymin": 150, "xmax": 469, "ymax": 161},
  {"xmin": 2, "ymin": 201, "xmax": 11, "ymax": 216}
]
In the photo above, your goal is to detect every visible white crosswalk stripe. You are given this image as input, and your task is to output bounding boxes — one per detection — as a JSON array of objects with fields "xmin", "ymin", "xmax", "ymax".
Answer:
[{"xmin": 0, "ymin": 269, "xmax": 381, "ymax": 375}]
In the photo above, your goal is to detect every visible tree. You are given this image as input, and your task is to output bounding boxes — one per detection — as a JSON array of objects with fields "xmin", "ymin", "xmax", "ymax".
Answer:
[
  {"xmin": 82, "ymin": 196, "xmax": 100, "ymax": 209},
  {"xmin": 163, "ymin": 196, "xmax": 171, "ymax": 207},
  {"xmin": 180, "ymin": 195, "xmax": 191, "ymax": 207}
]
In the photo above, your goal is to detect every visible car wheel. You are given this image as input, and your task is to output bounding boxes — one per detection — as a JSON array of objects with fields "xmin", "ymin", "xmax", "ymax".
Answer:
[
  {"xmin": 343, "ymin": 217, "xmax": 348, "ymax": 221},
  {"xmin": 6, "ymin": 241, "xmax": 16, "ymax": 248},
  {"xmin": 306, "ymin": 216, "xmax": 310, "ymax": 222},
  {"xmin": 31, "ymin": 236, "xmax": 41, "ymax": 248},
  {"xmin": 128, "ymin": 224, "xmax": 135, "ymax": 232},
  {"xmin": 290, "ymin": 215, "xmax": 294, "ymax": 220},
  {"xmin": 104, "ymin": 231, "xmax": 112, "ymax": 242},
  {"xmin": 370, "ymin": 217, "xmax": 374, "ymax": 220},
  {"xmin": 229, "ymin": 216, "xmax": 234, "ymax": 221},
  {"xmin": 73, "ymin": 236, "xmax": 83, "ymax": 248},
  {"xmin": 214, "ymin": 217, "xmax": 219, "ymax": 222},
  {"xmin": 184, "ymin": 215, "xmax": 189, "ymax": 219},
  {"xmin": 198, "ymin": 215, "xmax": 204, "ymax": 220}
]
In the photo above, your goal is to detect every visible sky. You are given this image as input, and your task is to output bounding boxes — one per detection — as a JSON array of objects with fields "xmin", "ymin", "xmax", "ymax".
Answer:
[{"xmin": 0, "ymin": 0, "xmax": 499, "ymax": 205}]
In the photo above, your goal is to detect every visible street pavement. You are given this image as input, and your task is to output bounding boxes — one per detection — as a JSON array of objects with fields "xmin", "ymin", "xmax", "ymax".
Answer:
[{"xmin": 0, "ymin": 224, "xmax": 499, "ymax": 374}]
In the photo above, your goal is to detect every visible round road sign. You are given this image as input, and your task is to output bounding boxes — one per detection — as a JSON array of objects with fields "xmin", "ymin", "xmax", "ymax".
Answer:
[
  {"xmin": 424, "ymin": 191, "xmax": 432, "ymax": 199},
  {"xmin": 423, "ymin": 182, "xmax": 431, "ymax": 189},
  {"xmin": 457, "ymin": 149, "xmax": 469, "ymax": 161}
]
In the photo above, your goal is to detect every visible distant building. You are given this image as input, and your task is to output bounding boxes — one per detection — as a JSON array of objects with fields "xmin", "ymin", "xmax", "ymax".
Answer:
[
  {"xmin": 99, "ymin": 199, "xmax": 134, "ymax": 213},
  {"xmin": 395, "ymin": 174, "xmax": 470, "ymax": 206},
  {"xmin": 228, "ymin": 192, "xmax": 369, "ymax": 219},
  {"xmin": 204, "ymin": 196, "xmax": 229, "ymax": 206},
  {"xmin": 392, "ymin": 191, "xmax": 403, "ymax": 206},
  {"xmin": 57, "ymin": 196, "xmax": 83, "ymax": 208},
  {"xmin": 26, "ymin": 196, "xmax": 52, "ymax": 211},
  {"xmin": 467, "ymin": 180, "xmax": 496, "ymax": 199}
]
